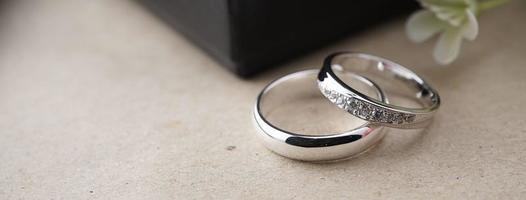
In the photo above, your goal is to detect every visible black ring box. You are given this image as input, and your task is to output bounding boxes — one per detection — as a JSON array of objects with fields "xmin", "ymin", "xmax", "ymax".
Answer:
[{"xmin": 138, "ymin": 0, "xmax": 418, "ymax": 78}]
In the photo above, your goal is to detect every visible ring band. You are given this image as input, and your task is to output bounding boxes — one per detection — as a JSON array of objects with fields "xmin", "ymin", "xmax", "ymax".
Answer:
[
  {"xmin": 318, "ymin": 52, "xmax": 440, "ymax": 129},
  {"xmin": 253, "ymin": 69, "xmax": 387, "ymax": 161}
]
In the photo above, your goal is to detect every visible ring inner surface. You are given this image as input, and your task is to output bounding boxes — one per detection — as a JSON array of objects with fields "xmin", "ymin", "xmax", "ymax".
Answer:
[
  {"xmin": 330, "ymin": 54, "xmax": 435, "ymax": 109},
  {"xmin": 259, "ymin": 70, "xmax": 382, "ymax": 136}
]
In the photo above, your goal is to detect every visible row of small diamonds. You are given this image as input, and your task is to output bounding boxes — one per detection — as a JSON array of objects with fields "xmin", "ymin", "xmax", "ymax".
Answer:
[{"xmin": 320, "ymin": 86, "xmax": 416, "ymax": 124}]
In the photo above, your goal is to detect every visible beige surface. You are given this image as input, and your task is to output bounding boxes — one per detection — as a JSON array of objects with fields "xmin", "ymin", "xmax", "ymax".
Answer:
[{"xmin": 1, "ymin": 1, "xmax": 525, "ymax": 199}]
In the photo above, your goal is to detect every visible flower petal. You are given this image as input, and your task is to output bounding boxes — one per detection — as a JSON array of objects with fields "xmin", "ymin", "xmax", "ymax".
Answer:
[
  {"xmin": 461, "ymin": 9, "xmax": 478, "ymax": 40},
  {"xmin": 434, "ymin": 28, "xmax": 463, "ymax": 64},
  {"xmin": 406, "ymin": 10, "xmax": 446, "ymax": 42},
  {"xmin": 420, "ymin": 0, "xmax": 468, "ymax": 27}
]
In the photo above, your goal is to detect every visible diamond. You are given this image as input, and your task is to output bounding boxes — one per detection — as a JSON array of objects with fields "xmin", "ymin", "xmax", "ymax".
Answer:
[
  {"xmin": 348, "ymin": 98, "xmax": 358, "ymax": 109},
  {"xmin": 359, "ymin": 104, "xmax": 372, "ymax": 119},
  {"xmin": 351, "ymin": 109, "xmax": 359, "ymax": 116},
  {"xmin": 349, "ymin": 100, "xmax": 360, "ymax": 115},
  {"xmin": 355, "ymin": 99, "xmax": 363, "ymax": 107},
  {"xmin": 336, "ymin": 96, "xmax": 345, "ymax": 108},
  {"xmin": 341, "ymin": 97, "xmax": 351, "ymax": 110},
  {"xmin": 328, "ymin": 91, "xmax": 338, "ymax": 101},
  {"xmin": 343, "ymin": 98, "xmax": 352, "ymax": 110},
  {"xmin": 379, "ymin": 112, "xmax": 391, "ymax": 123},
  {"xmin": 322, "ymin": 87, "xmax": 331, "ymax": 96},
  {"xmin": 392, "ymin": 113, "xmax": 404, "ymax": 124},
  {"xmin": 371, "ymin": 108, "xmax": 383, "ymax": 122}
]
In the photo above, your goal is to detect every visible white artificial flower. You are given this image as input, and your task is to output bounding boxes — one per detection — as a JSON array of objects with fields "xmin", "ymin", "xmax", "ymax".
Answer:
[{"xmin": 406, "ymin": 0, "xmax": 479, "ymax": 64}]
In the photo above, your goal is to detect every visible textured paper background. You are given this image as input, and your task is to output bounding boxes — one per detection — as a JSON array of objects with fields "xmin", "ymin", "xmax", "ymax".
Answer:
[{"xmin": 0, "ymin": 1, "xmax": 525, "ymax": 199}]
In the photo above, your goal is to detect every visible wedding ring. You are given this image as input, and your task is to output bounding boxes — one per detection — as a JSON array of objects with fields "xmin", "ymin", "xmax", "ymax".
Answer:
[
  {"xmin": 318, "ymin": 52, "xmax": 440, "ymax": 129},
  {"xmin": 253, "ymin": 69, "xmax": 387, "ymax": 161}
]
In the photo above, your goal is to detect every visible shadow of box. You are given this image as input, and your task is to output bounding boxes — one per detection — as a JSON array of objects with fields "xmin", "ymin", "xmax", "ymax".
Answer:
[{"xmin": 138, "ymin": 0, "xmax": 418, "ymax": 78}]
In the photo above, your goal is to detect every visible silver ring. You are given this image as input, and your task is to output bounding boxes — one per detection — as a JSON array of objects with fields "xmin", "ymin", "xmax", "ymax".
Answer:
[
  {"xmin": 253, "ymin": 69, "xmax": 387, "ymax": 161},
  {"xmin": 318, "ymin": 52, "xmax": 440, "ymax": 129}
]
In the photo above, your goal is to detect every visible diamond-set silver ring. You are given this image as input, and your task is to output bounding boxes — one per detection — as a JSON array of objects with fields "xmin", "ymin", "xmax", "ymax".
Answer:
[{"xmin": 318, "ymin": 52, "xmax": 440, "ymax": 129}]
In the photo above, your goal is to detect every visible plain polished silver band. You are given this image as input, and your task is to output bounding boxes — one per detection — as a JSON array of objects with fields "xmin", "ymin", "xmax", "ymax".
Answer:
[
  {"xmin": 253, "ymin": 69, "xmax": 387, "ymax": 162},
  {"xmin": 318, "ymin": 52, "xmax": 440, "ymax": 129}
]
